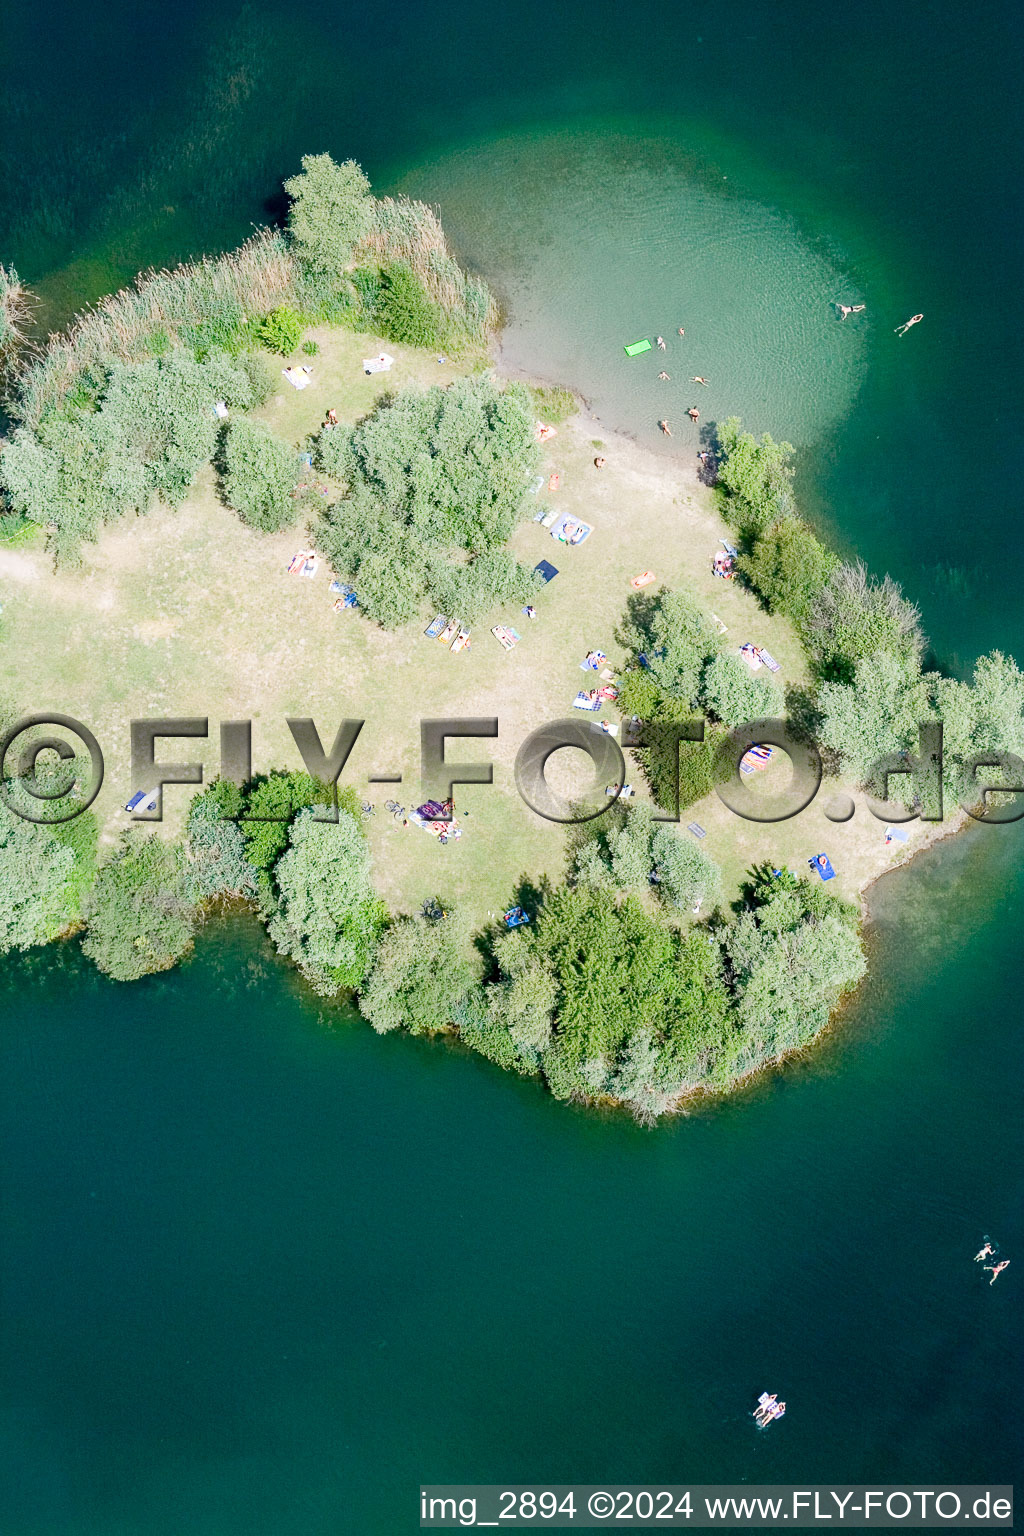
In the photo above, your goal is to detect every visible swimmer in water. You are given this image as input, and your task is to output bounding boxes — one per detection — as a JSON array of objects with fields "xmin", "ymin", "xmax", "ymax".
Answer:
[
  {"xmin": 677, "ymin": 327, "xmax": 685, "ymax": 336},
  {"xmin": 658, "ymin": 370, "xmax": 671, "ymax": 380},
  {"xmin": 659, "ymin": 420, "xmax": 672, "ymax": 437},
  {"xmin": 656, "ymin": 336, "xmax": 666, "ymax": 350},
  {"xmin": 974, "ymin": 1240, "xmax": 995, "ymax": 1262},
  {"xmin": 895, "ymin": 313, "xmax": 924, "ymax": 336},
  {"xmin": 984, "ymin": 1260, "xmax": 1010, "ymax": 1285},
  {"xmin": 692, "ymin": 376, "xmax": 708, "ymax": 385},
  {"xmin": 687, "ymin": 406, "xmax": 700, "ymax": 423}
]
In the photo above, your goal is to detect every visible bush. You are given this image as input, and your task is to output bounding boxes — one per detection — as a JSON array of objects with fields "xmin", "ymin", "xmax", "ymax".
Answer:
[
  {"xmin": 700, "ymin": 651, "xmax": 784, "ymax": 728},
  {"xmin": 651, "ymin": 826, "xmax": 721, "ymax": 912},
  {"xmin": 737, "ymin": 518, "xmax": 838, "ymax": 623},
  {"xmin": 808, "ymin": 560, "xmax": 926, "ymax": 680},
  {"xmin": 184, "ymin": 783, "xmax": 256, "ymax": 902},
  {"xmin": 222, "ymin": 419, "xmax": 299, "ymax": 532},
  {"xmin": 266, "ymin": 808, "xmax": 385, "ymax": 995},
  {"xmin": 618, "ymin": 587, "xmax": 722, "ymax": 702},
  {"xmin": 358, "ymin": 911, "xmax": 478, "ymax": 1035},
  {"xmin": 285, "ymin": 153, "xmax": 373, "ymax": 279},
  {"xmin": 256, "ymin": 306, "xmax": 303, "ymax": 356},
  {"xmin": 82, "ymin": 835, "xmax": 197, "ymax": 981},
  {"xmin": 716, "ymin": 418, "xmax": 796, "ymax": 537},
  {"xmin": 316, "ymin": 376, "xmax": 539, "ymax": 628},
  {"xmin": 374, "ymin": 262, "xmax": 448, "ymax": 348},
  {"xmin": 0, "ymin": 799, "xmax": 78, "ymax": 953}
]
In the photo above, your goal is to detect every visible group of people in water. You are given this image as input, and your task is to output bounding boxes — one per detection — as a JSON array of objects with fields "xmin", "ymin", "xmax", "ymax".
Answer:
[
  {"xmin": 974, "ymin": 1237, "xmax": 1010, "ymax": 1285},
  {"xmin": 651, "ymin": 327, "xmax": 708, "ymax": 440}
]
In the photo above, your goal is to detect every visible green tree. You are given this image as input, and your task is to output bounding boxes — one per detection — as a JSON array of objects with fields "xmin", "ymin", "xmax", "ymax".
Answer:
[
  {"xmin": 725, "ymin": 880, "xmax": 865, "ymax": 1076},
  {"xmin": 267, "ymin": 808, "xmax": 385, "ymax": 995},
  {"xmin": 358, "ymin": 911, "xmax": 478, "ymax": 1035},
  {"xmin": 807, "ymin": 560, "xmax": 925, "ymax": 680},
  {"xmin": 650, "ymin": 826, "xmax": 721, "ymax": 912},
  {"xmin": 375, "ymin": 262, "xmax": 448, "ymax": 348},
  {"xmin": 0, "ymin": 800, "xmax": 77, "ymax": 953},
  {"xmin": 256, "ymin": 307, "xmax": 303, "ymax": 355},
  {"xmin": 462, "ymin": 930, "xmax": 557, "ymax": 1075},
  {"xmin": 618, "ymin": 588, "xmax": 722, "ymax": 702},
  {"xmin": 239, "ymin": 771, "xmax": 341, "ymax": 897},
  {"xmin": 818, "ymin": 650, "xmax": 932, "ymax": 790},
  {"xmin": 716, "ymin": 418, "xmax": 796, "ymax": 537},
  {"xmin": 700, "ymin": 651, "xmax": 784, "ymax": 727},
  {"xmin": 284, "ymin": 153, "xmax": 373, "ymax": 278},
  {"xmin": 82, "ymin": 835, "xmax": 197, "ymax": 981},
  {"xmin": 222, "ymin": 419, "xmax": 299, "ymax": 532},
  {"xmin": 737, "ymin": 518, "xmax": 838, "ymax": 622},
  {"xmin": 316, "ymin": 376, "xmax": 539, "ymax": 627}
]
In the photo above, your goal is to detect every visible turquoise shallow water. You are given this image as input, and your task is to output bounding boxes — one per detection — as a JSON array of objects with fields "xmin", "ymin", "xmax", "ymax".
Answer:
[{"xmin": 1, "ymin": 0, "xmax": 1023, "ymax": 1528}]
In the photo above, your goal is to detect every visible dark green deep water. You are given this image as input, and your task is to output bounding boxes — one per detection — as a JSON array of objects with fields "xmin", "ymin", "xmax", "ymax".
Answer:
[{"xmin": 1, "ymin": 2, "xmax": 1023, "ymax": 1530}]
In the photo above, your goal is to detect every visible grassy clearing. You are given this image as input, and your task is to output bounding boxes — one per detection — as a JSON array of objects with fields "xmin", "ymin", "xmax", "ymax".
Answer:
[{"xmin": 0, "ymin": 323, "xmax": 928, "ymax": 925}]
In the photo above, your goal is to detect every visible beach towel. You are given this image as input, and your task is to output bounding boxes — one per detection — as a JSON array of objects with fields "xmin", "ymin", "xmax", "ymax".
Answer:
[
  {"xmin": 624, "ymin": 339, "xmax": 652, "ymax": 356},
  {"xmin": 528, "ymin": 474, "xmax": 545, "ymax": 495},
  {"xmin": 450, "ymin": 629, "xmax": 471, "ymax": 653},
  {"xmin": 425, "ymin": 615, "xmax": 448, "ymax": 639},
  {"xmin": 885, "ymin": 825, "xmax": 910, "ymax": 844},
  {"xmin": 534, "ymin": 560, "xmax": 559, "ymax": 583},
  {"xmin": 551, "ymin": 512, "xmax": 592, "ymax": 545},
  {"xmin": 212, "ymin": 401, "xmax": 229, "ymax": 420},
  {"xmin": 757, "ymin": 648, "xmax": 781, "ymax": 672},
  {"xmin": 687, "ymin": 823, "xmax": 707, "ymax": 839},
  {"xmin": 810, "ymin": 853, "xmax": 836, "ymax": 880},
  {"xmin": 438, "ymin": 619, "xmax": 459, "ymax": 644},
  {"xmin": 631, "ymin": 571, "xmax": 656, "ymax": 589},
  {"xmin": 492, "ymin": 626, "xmax": 521, "ymax": 651},
  {"xmin": 282, "ymin": 367, "xmax": 311, "ymax": 389},
  {"xmin": 362, "ymin": 353, "xmax": 394, "ymax": 374},
  {"xmin": 125, "ymin": 788, "xmax": 160, "ymax": 814},
  {"xmin": 573, "ymin": 692, "xmax": 601, "ymax": 711},
  {"xmin": 503, "ymin": 907, "xmax": 530, "ymax": 929}
]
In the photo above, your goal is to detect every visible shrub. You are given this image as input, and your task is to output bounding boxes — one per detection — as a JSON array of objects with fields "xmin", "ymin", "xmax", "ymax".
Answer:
[
  {"xmin": 316, "ymin": 376, "xmax": 539, "ymax": 628},
  {"xmin": 618, "ymin": 587, "xmax": 722, "ymax": 703},
  {"xmin": 700, "ymin": 651, "xmax": 784, "ymax": 727},
  {"xmin": 285, "ymin": 153, "xmax": 373, "ymax": 279},
  {"xmin": 807, "ymin": 560, "xmax": 926, "ymax": 680},
  {"xmin": 266, "ymin": 808, "xmax": 385, "ymax": 995},
  {"xmin": 358, "ymin": 911, "xmax": 478, "ymax": 1035},
  {"xmin": 82, "ymin": 835, "xmax": 197, "ymax": 981},
  {"xmin": 650, "ymin": 826, "xmax": 721, "ymax": 912},
  {"xmin": 0, "ymin": 799, "xmax": 78, "ymax": 953},
  {"xmin": 256, "ymin": 306, "xmax": 303, "ymax": 356},
  {"xmin": 374, "ymin": 262, "xmax": 448, "ymax": 348},
  {"xmin": 737, "ymin": 517, "xmax": 838, "ymax": 623},
  {"xmin": 716, "ymin": 418, "xmax": 796, "ymax": 537},
  {"xmin": 222, "ymin": 419, "xmax": 299, "ymax": 532},
  {"xmin": 184, "ymin": 783, "xmax": 256, "ymax": 902}
]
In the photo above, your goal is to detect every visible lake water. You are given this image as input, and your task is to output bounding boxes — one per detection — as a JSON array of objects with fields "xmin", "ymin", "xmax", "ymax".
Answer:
[{"xmin": 1, "ymin": 0, "xmax": 1022, "ymax": 1529}]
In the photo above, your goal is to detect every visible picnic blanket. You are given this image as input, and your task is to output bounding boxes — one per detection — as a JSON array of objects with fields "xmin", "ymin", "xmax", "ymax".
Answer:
[
  {"xmin": 573, "ymin": 692, "xmax": 602, "ymax": 711},
  {"xmin": 884, "ymin": 825, "xmax": 910, "ymax": 844},
  {"xmin": 362, "ymin": 353, "xmax": 394, "ymax": 374},
  {"xmin": 425, "ymin": 615, "xmax": 448, "ymax": 639},
  {"xmin": 551, "ymin": 512, "xmax": 592, "ymax": 546},
  {"xmin": 534, "ymin": 560, "xmax": 559, "ymax": 583},
  {"xmin": 282, "ymin": 366, "xmax": 311, "ymax": 389}
]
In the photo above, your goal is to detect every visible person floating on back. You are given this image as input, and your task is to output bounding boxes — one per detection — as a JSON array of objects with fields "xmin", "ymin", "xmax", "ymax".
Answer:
[
  {"xmin": 985, "ymin": 1260, "xmax": 1010, "ymax": 1285},
  {"xmin": 659, "ymin": 419, "xmax": 672, "ymax": 436},
  {"xmin": 658, "ymin": 371, "xmax": 671, "ymax": 380},
  {"xmin": 974, "ymin": 1239, "xmax": 996, "ymax": 1262},
  {"xmin": 834, "ymin": 302, "xmax": 866, "ymax": 320},
  {"xmin": 895, "ymin": 313, "xmax": 924, "ymax": 336}
]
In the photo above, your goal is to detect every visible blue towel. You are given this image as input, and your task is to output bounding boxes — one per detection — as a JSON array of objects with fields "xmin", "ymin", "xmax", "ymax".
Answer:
[{"xmin": 810, "ymin": 853, "xmax": 836, "ymax": 880}]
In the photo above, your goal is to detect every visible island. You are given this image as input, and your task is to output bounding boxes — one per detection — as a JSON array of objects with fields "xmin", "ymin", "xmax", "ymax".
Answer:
[{"xmin": 1, "ymin": 153, "xmax": 1020, "ymax": 1121}]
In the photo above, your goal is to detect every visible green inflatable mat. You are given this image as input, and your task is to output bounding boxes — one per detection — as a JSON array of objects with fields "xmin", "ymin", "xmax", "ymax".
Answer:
[{"xmin": 624, "ymin": 339, "xmax": 652, "ymax": 356}]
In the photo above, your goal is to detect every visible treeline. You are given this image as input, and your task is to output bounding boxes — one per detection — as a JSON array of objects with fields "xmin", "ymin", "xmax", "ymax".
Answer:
[
  {"xmin": 704, "ymin": 419, "xmax": 1024, "ymax": 814},
  {"xmin": 0, "ymin": 750, "xmax": 864, "ymax": 1119},
  {"xmin": 0, "ymin": 153, "xmax": 498, "ymax": 560}
]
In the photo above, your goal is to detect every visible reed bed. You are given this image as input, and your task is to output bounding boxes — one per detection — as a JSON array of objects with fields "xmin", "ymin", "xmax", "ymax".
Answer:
[
  {"xmin": 12, "ymin": 229, "xmax": 297, "ymax": 427},
  {"xmin": 357, "ymin": 197, "xmax": 498, "ymax": 336}
]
